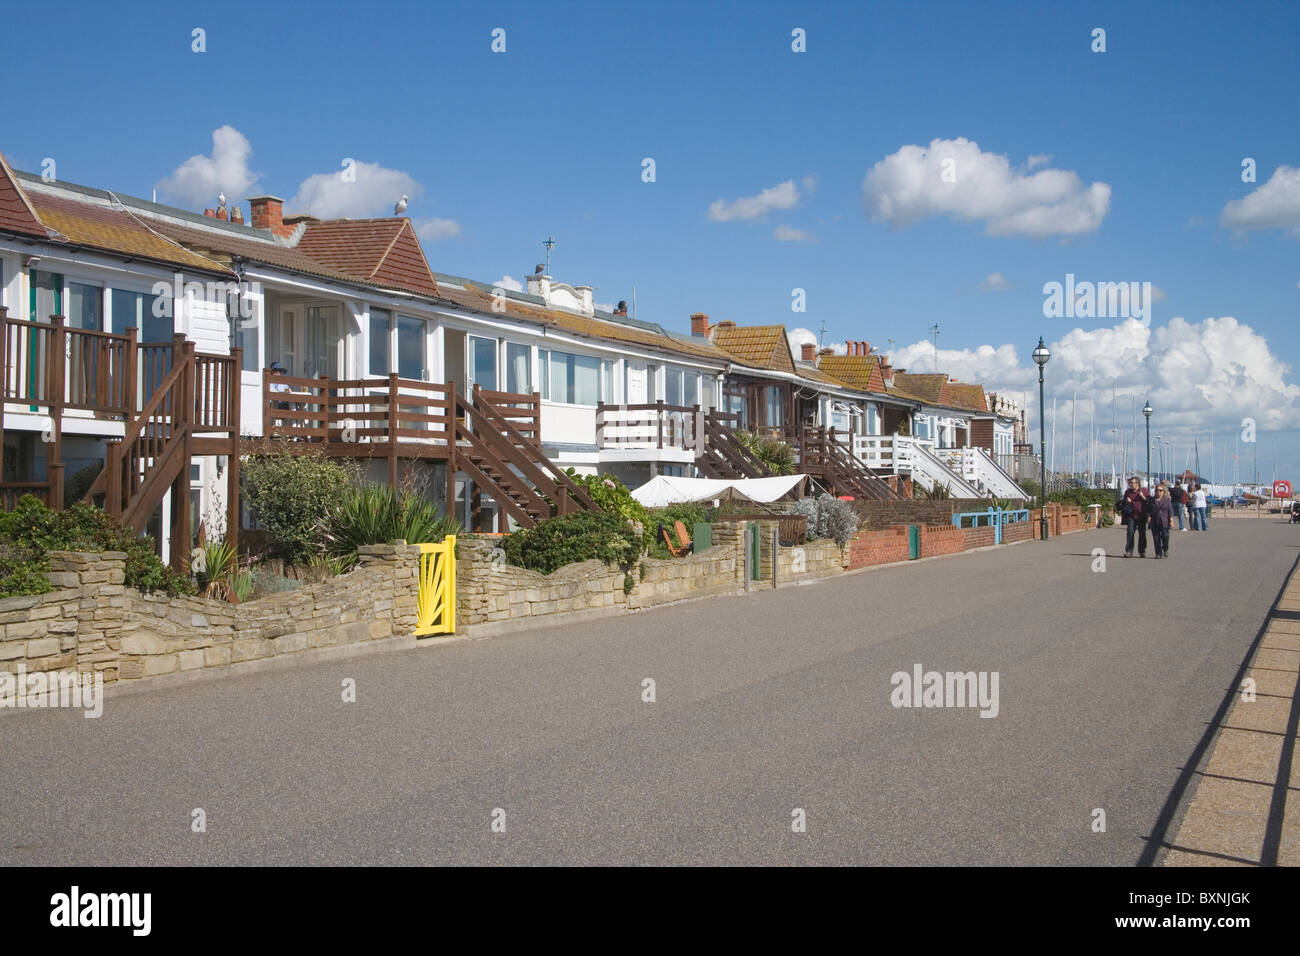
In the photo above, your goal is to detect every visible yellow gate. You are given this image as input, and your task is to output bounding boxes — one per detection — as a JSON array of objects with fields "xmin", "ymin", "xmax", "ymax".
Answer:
[{"xmin": 415, "ymin": 536, "xmax": 456, "ymax": 636}]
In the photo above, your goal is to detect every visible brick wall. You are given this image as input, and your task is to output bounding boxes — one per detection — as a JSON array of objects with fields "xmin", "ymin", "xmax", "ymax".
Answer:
[
  {"xmin": 855, "ymin": 499, "xmax": 988, "ymax": 530},
  {"xmin": 0, "ymin": 546, "xmax": 420, "ymax": 688},
  {"xmin": 1030, "ymin": 504, "xmax": 1085, "ymax": 538},
  {"xmin": 847, "ymin": 527, "xmax": 911, "ymax": 569},
  {"xmin": 964, "ymin": 525, "xmax": 996, "ymax": 549},
  {"xmin": 1001, "ymin": 520, "xmax": 1032, "ymax": 544},
  {"xmin": 917, "ymin": 524, "xmax": 966, "ymax": 557}
]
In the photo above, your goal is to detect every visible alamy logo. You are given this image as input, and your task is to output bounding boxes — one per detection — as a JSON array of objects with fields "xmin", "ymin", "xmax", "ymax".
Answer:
[
  {"xmin": 50, "ymin": 886, "xmax": 151, "ymax": 936},
  {"xmin": 890, "ymin": 664, "xmax": 1000, "ymax": 718},
  {"xmin": 0, "ymin": 665, "xmax": 103, "ymax": 718},
  {"xmin": 1042, "ymin": 273, "xmax": 1154, "ymax": 327}
]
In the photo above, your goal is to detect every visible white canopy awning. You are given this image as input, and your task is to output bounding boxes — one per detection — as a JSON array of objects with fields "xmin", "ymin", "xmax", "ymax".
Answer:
[{"xmin": 630, "ymin": 474, "xmax": 808, "ymax": 508}]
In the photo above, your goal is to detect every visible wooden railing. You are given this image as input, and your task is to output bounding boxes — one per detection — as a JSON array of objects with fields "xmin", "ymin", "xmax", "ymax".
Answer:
[
  {"xmin": 474, "ymin": 388, "xmax": 541, "ymax": 445},
  {"xmin": 696, "ymin": 410, "xmax": 773, "ymax": 480},
  {"xmin": 261, "ymin": 372, "xmax": 453, "ymax": 445},
  {"xmin": 194, "ymin": 350, "xmax": 240, "ymax": 433},
  {"xmin": 1, "ymin": 314, "xmax": 136, "ymax": 415},
  {"xmin": 595, "ymin": 401, "xmax": 701, "ymax": 451},
  {"xmin": 1, "ymin": 482, "xmax": 52, "ymax": 510}
]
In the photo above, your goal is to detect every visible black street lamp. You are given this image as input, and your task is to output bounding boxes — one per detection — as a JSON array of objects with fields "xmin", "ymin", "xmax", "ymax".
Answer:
[
  {"xmin": 1143, "ymin": 401, "xmax": 1153, "ymax": 487},
  {"xmin": 1033, "ymin": 337, "xmax": 1051, "ymax": 540}
]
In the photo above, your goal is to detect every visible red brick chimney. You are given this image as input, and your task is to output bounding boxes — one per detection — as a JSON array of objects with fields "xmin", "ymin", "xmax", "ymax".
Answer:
[
  {"xmin": 690, "ymin": 312, "xmax": 711, "ymax": 337},
  {"xmin": 248, "ymin": 195, "xmax": 295, "ymax": 238},
  {"xmin": 801, "ymin": 342, "xmax": 816, "ymax": 361}
]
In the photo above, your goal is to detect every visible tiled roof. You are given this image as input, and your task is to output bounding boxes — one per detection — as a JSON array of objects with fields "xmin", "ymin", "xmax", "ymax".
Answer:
[
  {"xmin": 297, "ymin": 219, "xmax": 439, "ymax": 298},
  {"xmin": 711, "ymin": 324, "xmax": 795, "ymax": 373},
  {"xmin": 0, "ymin": 152, "xmax": 49, "ymax": 238},
  {"xmin": 890, "ymin": 372, "xmax": 947, "ymax": 405},
  {"xmin": 816, "ymin": 354, "xmax": 888, "ymax": 392},
  {"xmin": 433, "ymin": 283, "xmax": 732, "ymax": 364},
  {"xmin": 794, "ymin": 361, "xmax": 849, "ymax": 387},
  {"xmin": 941, "ymin": 381, "xmax": 988, "ymax": 413},
  {"xmin": 144, "ymin": 218, "xmax": 366, "ymax": 285},
  {"xmin": 26, "ymin": 192, "xmax": 234, "ymax": 275}
]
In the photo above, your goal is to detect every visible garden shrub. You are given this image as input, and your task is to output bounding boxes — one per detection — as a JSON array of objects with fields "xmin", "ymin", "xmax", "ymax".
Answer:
[
  {"xmin": 789, "ymin": 494, "xmax": 858, "ymax": 547},
  {"xmin": 320, "ymin": 483, "xmax": 460, "ymax": 569},
  {"xmin": 502, "ymin": 510, "xmax": 641, "ymax": 575},
  {"xmin": 242, "ymin": 453, "xmax": 354, "ymax": 564},
  {"xmin": 0, "ymin": 495, "xmax": 192, "ymax": 599},
  {"xmin": 735, "ymin": 430, "xmax": 796, "ymax": 475}
]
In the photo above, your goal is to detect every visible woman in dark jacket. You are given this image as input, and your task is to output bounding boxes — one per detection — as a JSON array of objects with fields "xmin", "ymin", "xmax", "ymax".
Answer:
[{"xmin": 1149, "ymin": 484, "xmax": 1173, "ymax": 558}]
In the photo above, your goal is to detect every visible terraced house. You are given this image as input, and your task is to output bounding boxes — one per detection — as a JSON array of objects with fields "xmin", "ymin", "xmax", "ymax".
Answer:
[{"xmin": 0, "ymin": 147, "xmax": 1025, "ymax": 566}]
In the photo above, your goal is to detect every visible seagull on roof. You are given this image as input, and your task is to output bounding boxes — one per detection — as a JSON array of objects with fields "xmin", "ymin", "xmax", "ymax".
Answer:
[
  {"xmin": 218, "ymin": 191, "xmax": 226, "ymax": 208},
  {"xmin": 394, "ymin": 195, "xmax": 408, "ymax": 216}
]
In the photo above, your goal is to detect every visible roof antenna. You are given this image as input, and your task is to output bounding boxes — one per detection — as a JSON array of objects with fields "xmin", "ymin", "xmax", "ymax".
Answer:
[
  {"xmin": 817, "ymin": 319, "xmax": 827, "ymax": 349},
  {"xmin": 542, "ymin": 236, "xmax": 556, "ymax": 275},
  {"xmin": 928, "ymin": 324, "xmax": 940, "ymax": 372}
]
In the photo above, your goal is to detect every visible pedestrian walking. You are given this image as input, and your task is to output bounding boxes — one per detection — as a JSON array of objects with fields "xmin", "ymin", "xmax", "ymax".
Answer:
[
  {"xmin": 1191, "ymin": 483, "xmax": 1208, "ymax": 531},
  {"xmin": 1150, "ymin": 484, "xmax": 1172, "ymax": 558},
  {"xmin": 1117, "ymin": 475, "xmax": 1151, "ymax": 557},
  {"xmin": 1171, "ymin": 481, "xmax": 1187, "ymax": 531}
]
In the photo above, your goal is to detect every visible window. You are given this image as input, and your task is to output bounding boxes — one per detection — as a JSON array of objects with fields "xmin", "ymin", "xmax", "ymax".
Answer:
[
  {"xmin": 683, "ymin": 372, "xmax": 698, "ymax": 408},
  {"xmin": 397, "ymin": 314, "xmax": 425, "ymax": 381},
  {"xmin": 506, "ymin": 342, "xmax": 531, "ymax": 394},
  {"xmin": 665, "ymin": 367, "xmax": 683, "ymax": 406},
  {"xmin": 369, "ymin": 308, "xmax": 391, "ymax": 376},
  {"xmin": 865, "ymin": 404, "xmax": 880, "ymax": 436},
  {"xmin": 831, "ymin": 402, "xmax": 850, "ymax": 433},
  {"xmin": 602, "ymin": 359, "xmax": 615, "ymax": 403},
  {"xmin": 67, "ymin": 282, "xmax": 102, "ymax": 332},
  {"xmin": 469, "ymin": 335, "xmax": 498, "ymax": 392},
  {"xmin": 646, "ymin": 364, "xmax": 657, "ymax": 402},
  {"xmin": 227, "ymin": 291, "xmax": 258, "ymax": 373},
  {"xmin": 538, "ymin": 349, "xmax": 550, "ymax": 400},
  {"xmin": 30, "ymin": 270, "xmax": 60, "ymax": 324},
  {"xmin": 764, "ymin": 386, "xmax": 785, "ymax": 428},
  {"xmin": 112, "ymin": 289, "xmax": 168, "ymax": 344},
  {"xmin": 544, "ymin": 350, "xmax": 601, "ymax": 405},
  {"xmin": 914, "ymin": 415, "xmax": 931, "ymax": 440}
]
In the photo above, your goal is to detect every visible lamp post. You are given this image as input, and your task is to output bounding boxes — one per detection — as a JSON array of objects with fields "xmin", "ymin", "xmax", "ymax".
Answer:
[
  {"xmin": 1156, "ymin": 435, "xmax": 1162, "ymax": 484},
  {"xmin": 1033, "ymin": 337, "xmax": 1051, "ymax": 540},
  {"xmin": 1143, "ymin": 401, "xmax": 1153, "ymax": 487}
]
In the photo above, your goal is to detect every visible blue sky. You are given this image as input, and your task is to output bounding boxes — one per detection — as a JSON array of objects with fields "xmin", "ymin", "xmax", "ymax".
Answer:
[{"xmin": 3, "ymin": 0, "xmax": 1299, "ymax": 481}]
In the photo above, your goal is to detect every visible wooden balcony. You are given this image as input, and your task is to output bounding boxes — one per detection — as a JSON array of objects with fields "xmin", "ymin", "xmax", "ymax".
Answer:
[{"xmin": 595, "ymin": 401, "xmax": 702, "ymax": 452}]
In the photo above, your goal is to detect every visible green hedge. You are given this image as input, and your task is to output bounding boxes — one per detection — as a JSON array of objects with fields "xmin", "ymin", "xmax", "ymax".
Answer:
[
  {"xmin": 502, "ymin": 510, "xmax": 641, "ymax": 576},
  {"xmin": 0, "ymin": 496, "xmax": 193, "ymax": 599}
]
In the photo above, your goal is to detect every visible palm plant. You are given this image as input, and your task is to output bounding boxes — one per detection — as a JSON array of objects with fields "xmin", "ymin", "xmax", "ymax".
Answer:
[
  {"xmin": 320, "ymin": 483, "xmax": 461, "ymax": 568},
  {"xmin": 194, "ymin": 537, "xmax": 239, "ymax": 601}
]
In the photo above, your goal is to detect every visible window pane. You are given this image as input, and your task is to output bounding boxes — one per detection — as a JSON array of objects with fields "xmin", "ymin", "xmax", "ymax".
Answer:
[
  {"xmin": 68, "ymin": 282, "xmax": 102, "ymax": 331},
  {"xmin": 470, "ymin": 336, "xmax": 497, "ymax": 392},
  {"xmin": 573, "ymin": 354, "xmax": 599, "ymax": 405},
  {"xmin": 602, "ymin": 360, "xmax": 614, "ymax": 403},
  {"xmin": 506, "ymin": 343, "xmax": 530, "ymax": 394},
  {"xmin": 646, "ymin": 364, "xmax": 656, "ymax": 402},
  {"xmin": 549, "ymin": 351, "xmax": 566, "ymax": 402},
  {"xmin": 538, "ymin": 349, "xmax": 550, "ymax": 400},
  {"xmin": 397, "ymin": 315, "xmax": 425, "ymax": 380},
  {"xmin": 370, "ymin": 309, "xmax": 390, "ymax": 376},
  {"xmin": 665, "ymin": 368, "xmax": 683, "ymax": 406},
  {"xmin": 684, "ymin": 373, "xmax": 697, "ymax": 408},
  {"xmin": 32, "ymin": 270, "xmax": 59, "ymax": 324}
]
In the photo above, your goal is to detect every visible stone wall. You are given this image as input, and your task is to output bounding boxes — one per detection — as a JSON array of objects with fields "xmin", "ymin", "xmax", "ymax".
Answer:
[
  {"xmin": 0, "ymin": 545, "xmax": 420, "ymax": 686},
  {"xmin": 455, "ymin": 524, "xmax": 749, "ymax": 629}
]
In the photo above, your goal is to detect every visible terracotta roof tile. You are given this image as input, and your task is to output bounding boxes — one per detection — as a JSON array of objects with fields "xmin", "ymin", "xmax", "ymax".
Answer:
[
  {"xmin": 816, "ymin": 354, "xmax": 888, "ymax": 392},
  {"xmin": 711, "ymin": 324, "xmax": 795, "ymax": 373},
  {"xmin": 297, "ymin": 219, "xmax": 439, "ymax": 298},
  {"xmin": 0, "ymin": 152, "xmax": 49, "ymax": 238},
  {"xmin": 941, "ymin": 381, "xmax": 988, "ymax": 413}
]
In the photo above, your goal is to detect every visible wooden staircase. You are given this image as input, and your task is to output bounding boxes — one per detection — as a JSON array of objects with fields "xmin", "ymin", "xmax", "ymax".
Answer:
[
  {"xmin": 796, "ymin": 426, "xmax": 899, "ymax": 500},
  {"xmin": 452, "ymin": 385, "xmax": 598, "ymax": 530},
  {"xmin": 84, "ymin": 339, "xmax": 198, "ymax": 565},
  {"xmin": 695, "ymin": 411, "xmax": 776, "ymax": 480}
]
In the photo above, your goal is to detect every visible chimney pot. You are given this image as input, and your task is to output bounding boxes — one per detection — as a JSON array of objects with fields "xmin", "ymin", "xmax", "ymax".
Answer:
[
  {"xmin": 230, "ymin": 205, "xmax": 244, "ymax": 224},
  {"xmin": 203, "ymin": 208, "xmax": 216, "ymax": 218}
]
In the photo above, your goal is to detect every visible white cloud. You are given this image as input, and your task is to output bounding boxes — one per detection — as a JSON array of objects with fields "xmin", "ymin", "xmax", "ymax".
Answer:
[
  {"xmin": 1221, "ymin": 165, "xmax": 1300, "ymax": 236},
  {"xmin": 862, "ymin": 137, "xmax": 1111, "ymax": 238},
  {"xmin": 708, "ymin": 179, "xmax": 803, "ymax": 222},
  {"xmin": 156, "ymin": 125, "xmax": 259, "ymax": 208},
  {"xmin": 894, "ymin": 317, "xmax": 1300, "ymax": 448},
  {"xmin": 595, "ymin": 301, "xmax": 616, "ymax": 313},
  {"xmin": 773, "ymin": 224, "xmax": 814, "ymax": 242},
  {"xmin": 493, "ymin": 275, "xmax": 523, "ymax": 292},
  {"xmin": 787, "ymin": 327, "xmax": 846, "ymax": 356},
  {"xmin": 1026, "ymin": 154, "xmax": 1052, "ymax": 169},
  {"xmin": 413, "ymin": 217, "xmax": 460, "ymax": 242},
  {"xmin": 1149, "ymin": 284, "xmax": 1168, "ymax": 303},
  {"xmin": 980, "ymin": 272, "xmax": 1012, "ymax": 292},
  {"xmin": 802, "ymin": 175, "xmax": 818, "ymax": 194},
  {"xmin": 290, "ymin": 160, "xmax": 422, "ymax": 219}
]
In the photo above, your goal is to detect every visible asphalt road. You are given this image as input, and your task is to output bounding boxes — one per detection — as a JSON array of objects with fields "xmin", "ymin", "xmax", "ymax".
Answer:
[{"xmin": 2, "ymin": 516, "xmax": 1296, "ymax": 865}]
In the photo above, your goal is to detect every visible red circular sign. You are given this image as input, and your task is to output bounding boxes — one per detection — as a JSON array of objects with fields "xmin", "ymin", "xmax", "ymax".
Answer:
[{"xmin": 1273, "ymin": 480, "xmax": 1292, "ymax": 498}]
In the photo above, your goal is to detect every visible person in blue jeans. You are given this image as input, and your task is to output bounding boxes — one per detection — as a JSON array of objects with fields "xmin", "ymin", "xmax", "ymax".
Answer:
[
  {"xmin": 1191, "ymin": 484, "xmax": 1208, "ymax": 530},
  {"xmin": 1171, "ymin": 482, "xmax": 1187, "ymax": 530}
]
